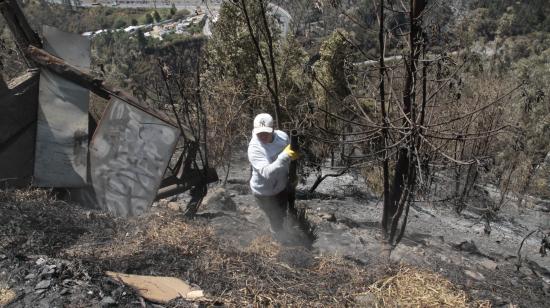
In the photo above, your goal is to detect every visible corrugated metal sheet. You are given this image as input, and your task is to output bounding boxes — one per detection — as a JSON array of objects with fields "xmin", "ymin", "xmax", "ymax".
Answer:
[
  {"xmin": 90, "ymin": 98, "xmax": 180, "ymax": 217},
  {"xmin": 33, "ymin": 26, "xmax": 90, "ymax": 187}
]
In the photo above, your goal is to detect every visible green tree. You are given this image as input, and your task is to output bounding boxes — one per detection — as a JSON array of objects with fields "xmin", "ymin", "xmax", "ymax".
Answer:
[
  {"xmin": 114, "ymin": 19, "xmax": 127, "ymax": 29},
  {"xmin": 173, "ymin": 9, "xmax": 190, "ymax": 20},
  {"xmin": 131, "ymin": 18, "xmax": 138, "ymax": 26},
  {"xmin": 153, "ymin": 10, "xmax": 161, "ymax": 23},
  {"xmin": 313, "ymin": 29, "xmax": 352, "ymax": 109},
  {"xmin": 145, "ymin": 13, "xmax": 153, "ymax": 24},
  {"xmin": 135, "ymin": 28, "xmax": 147, "ymax": 50},
  {"xmin": 170, "ymin": 3, "xmax": 177, "ymax": 16}
]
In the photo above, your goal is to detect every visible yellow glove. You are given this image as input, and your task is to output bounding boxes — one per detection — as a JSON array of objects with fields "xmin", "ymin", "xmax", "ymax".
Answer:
[{"xmin": 283, "ymin": 144, "xmax": 299, "ymax": 161}]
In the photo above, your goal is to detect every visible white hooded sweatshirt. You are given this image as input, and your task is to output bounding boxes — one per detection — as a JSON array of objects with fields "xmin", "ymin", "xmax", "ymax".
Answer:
[{"xmin": 248, "ymin": 130, "xmax": 290, "ymax": 196}]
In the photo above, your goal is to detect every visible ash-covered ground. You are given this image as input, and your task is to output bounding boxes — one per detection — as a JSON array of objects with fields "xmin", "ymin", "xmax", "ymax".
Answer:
[
  {"xmin": 200, "ymin": 153, "xmax": 550, "ymax": 307},
  {"xmin": 1, "ymin": 152, "xmax": 549, "ymax": 307}
]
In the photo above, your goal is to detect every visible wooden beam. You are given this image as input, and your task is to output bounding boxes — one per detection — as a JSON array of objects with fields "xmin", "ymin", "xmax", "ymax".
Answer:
[{"xmin": 155, "ymin": 168, "xmax": 218, "ymax": 201}]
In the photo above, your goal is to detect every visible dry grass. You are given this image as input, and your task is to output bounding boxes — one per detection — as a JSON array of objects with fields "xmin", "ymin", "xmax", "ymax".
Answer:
[
  {"xmin": 366, "ymin": 267, "xmax": 492, "ymax": 308},
  {"xmin": 246, "ymin": 235, "xmax": 281, "ymax": 258},
  {"xmin": 0, "ymin": 189, "xmax": 500, "ymax": 307},
  {"xmin": 0, "ymin": 287, "xmax": 16, "ymax": 306}
]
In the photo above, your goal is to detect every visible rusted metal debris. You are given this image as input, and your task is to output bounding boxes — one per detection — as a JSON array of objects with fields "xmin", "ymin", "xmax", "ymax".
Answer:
[{"xmin": 0, "ymin": 0, "xmax": 217, "ymax": 216}]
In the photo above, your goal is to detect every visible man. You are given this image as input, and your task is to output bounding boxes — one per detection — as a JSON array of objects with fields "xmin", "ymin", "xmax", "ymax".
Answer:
[{"xmin": 247, "ymin": 113, "xmax": 298, "ymax": 232}]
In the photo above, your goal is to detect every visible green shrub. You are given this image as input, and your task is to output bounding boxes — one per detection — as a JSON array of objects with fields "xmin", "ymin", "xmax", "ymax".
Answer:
[
  {"xmin": 170, "ymin": 3, "xmax": 177, "ymax": 16},
  {"xmin": 173, "ymin": 9, "xmax": 190, "ymax": 20},
  {"xmin": 145, "ymin": 13, "xmax": 153, "ymax": 24},
  {"xmin": 153, "ymin": 10, "xmax": 161, "ymax": 23},
  {"xmin": 114, "ymin": 19, "xmax": 127, "ymax": 29}
]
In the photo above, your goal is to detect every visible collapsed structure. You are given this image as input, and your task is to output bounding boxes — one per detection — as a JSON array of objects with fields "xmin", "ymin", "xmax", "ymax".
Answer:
[{"xmin": 0, "ymin": 0, "xmax": 217, "ymax": 216}]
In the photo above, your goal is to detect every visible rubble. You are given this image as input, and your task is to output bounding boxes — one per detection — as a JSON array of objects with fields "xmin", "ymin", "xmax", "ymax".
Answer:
[
  {"xmin": 34, "ymin": 280, "xmax": 51, "ymax": 290},
  {"xmin": 479, "ymin": 259, "xmax": 499, "ymax": 271},
  {"xmin": 464, "ymin": 270, "xmax": 486, "ymax": 281}
]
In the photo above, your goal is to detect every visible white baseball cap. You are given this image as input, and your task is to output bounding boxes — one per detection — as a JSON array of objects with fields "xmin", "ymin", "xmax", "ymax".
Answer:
[{"xmin": 253, "ymin": 113, "xmax": 274, "ymax": 135}]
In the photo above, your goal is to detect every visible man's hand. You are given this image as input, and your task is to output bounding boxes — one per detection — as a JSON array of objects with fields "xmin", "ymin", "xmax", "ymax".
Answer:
[{"xmin": 283, "ymin": 144, "xmax": 299, "ymax": 161}]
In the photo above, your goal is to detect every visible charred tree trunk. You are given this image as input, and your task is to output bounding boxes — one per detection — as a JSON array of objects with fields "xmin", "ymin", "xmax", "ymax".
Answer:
[
  {"xmin": 516, "ymin": 163, "xmax": 537, "ymax": 208},
  {"xmin": 379, "ymin": 0, "xmax": 392, "ymax": 234},
  {"xmin": 383, "ymin": 0, "xmax": 426, "ymax": 244}
]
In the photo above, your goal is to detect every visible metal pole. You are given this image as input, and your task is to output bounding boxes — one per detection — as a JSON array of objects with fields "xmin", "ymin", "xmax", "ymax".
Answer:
[{"xmin": 287, "ymin": 129, "xmax": 299, "ymax": 214}]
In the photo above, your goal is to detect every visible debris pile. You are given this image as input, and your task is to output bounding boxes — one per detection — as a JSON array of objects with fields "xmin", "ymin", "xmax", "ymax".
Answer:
[{"xmin": 0, "ymin": 0, "xmax": 217, "ymax": 217}]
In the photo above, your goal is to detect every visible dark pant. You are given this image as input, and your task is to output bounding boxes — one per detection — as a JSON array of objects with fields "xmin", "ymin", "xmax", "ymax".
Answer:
[{"xmin": 254, "ymin": 189, "xmax": 288, "ymax": 232}]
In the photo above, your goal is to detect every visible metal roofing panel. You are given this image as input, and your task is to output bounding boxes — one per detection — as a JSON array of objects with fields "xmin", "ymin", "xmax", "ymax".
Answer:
[
  {"xmin": 89, "ymin": 98, "xmax": 180, "ymax": 217},
  {"xmin": 33, "ymin": 26, "xmax": 91, "ymax": 187}
]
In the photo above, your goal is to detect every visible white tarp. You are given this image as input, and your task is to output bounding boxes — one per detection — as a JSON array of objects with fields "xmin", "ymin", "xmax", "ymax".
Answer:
[{"xmin": 34, "ymin": 26, "xmax": 90, "ymax": 187}]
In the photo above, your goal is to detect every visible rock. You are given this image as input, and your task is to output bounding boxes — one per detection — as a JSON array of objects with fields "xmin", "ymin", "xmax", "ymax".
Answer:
[
  {"xmin": 202, "ymin": 187, "xmax": 237, "ymax": 212},
  {"xmin": 479, "ymin": 259, "xmax": 498, "ymax": 271},
  {"xmin": 518, "ymin": 265, "xmax": 533, "ymax": 278},
  {"xmin": 202, "ymin": 187, "xmax": 225, "ymax": 207},
  {"xmin": 354, "ymin": 292, "xmax": 378, "ymax": 306},
  {"xmin": 100, "ymin": 296, "xmax": 117, "ymax": 306},
  {"xmin": 35, "ymin": 257, "xmax": 47, "ymax": 266},
  {"xmin": 167, "ymin": 202, "xmax": 181, "ymax": 211},
  {"xmin": 60, "ymin": 288, "xmax": 70, "ymax": 295},
  {"xmin": 40, "ymin": 265, "xmax": 56, "ymax": 277},
  {"xmin": 454, "ymin": 240, "xmax": 481, "ymax": 254},
  {"xmin": 318, "ymin": 212, "xmax": 336, "ymax": 222},
  {"xmin": 35, "ymin": 280, "xmax": 51, "ymax": 290},
  {"xmin": 464, "ymin": 270, "xmax": 485, "ymax": 281},
  {"xmin": 439, "ymin": 253, "xmax": 463, "ymax": 265},
  {"xmin": 25, "ymin": 273, "xmax": 36, "ymax": 280},
  {"xmin": 221, "ymin": 195, "xmax": 237, "ymax": 211},
  {"xmin": 390, "ymin": 245, "xmax": 425, "ymax": 265},
  {"xmin": 0, "ymin": 254, "xmax": 6, "ymax": 260}
]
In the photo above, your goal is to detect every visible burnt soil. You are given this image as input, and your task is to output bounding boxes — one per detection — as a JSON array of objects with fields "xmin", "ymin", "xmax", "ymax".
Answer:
[
  {"xmin": 1, "ymin": 162, "xmax": 549, "ymax": 307},
  {"xmin": 0, "ymin": 189, "xmax": 387, "ymax": 307}
]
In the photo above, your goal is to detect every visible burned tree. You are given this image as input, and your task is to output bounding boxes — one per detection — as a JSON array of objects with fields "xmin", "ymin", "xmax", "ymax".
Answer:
[
  {"xmin": 374, "ymin": 0, "xmax": 521, "ymax": 244},
  {"xmin": 298, "ymin": 0, "xmax": 521, "ymax": 245},
  {"xmin": 381, "ymin": 0, "xmax": 426, "ymax": 244}
]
